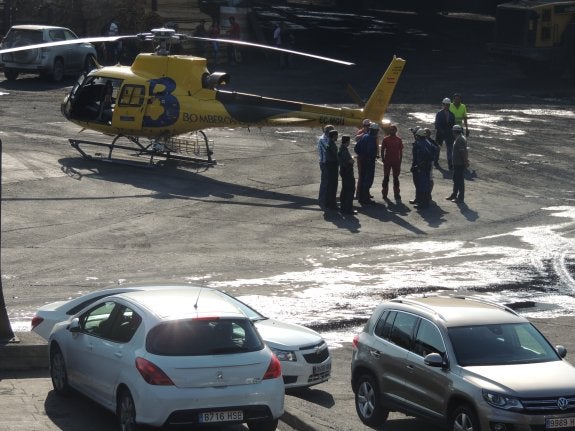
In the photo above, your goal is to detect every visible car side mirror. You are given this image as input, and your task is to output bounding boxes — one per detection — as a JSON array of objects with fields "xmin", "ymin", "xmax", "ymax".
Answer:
[
  {"xmin": 424, "ymin": 352, "xmax": 447, "ymax": 368},
  {"xmin": 68, "ymin": 317, "xmax": 81, "ymax": 333},
  {"xmin": 556, "ymin": 345, "xmax": 567, "ymax": 358}
]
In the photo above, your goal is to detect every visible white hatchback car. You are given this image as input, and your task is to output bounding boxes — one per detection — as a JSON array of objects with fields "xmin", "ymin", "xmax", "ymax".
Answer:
[
  {"xmin": 48, "ymin": 288, "xmax": 284, "ymax": 431},
  {"xmin": 32, "ymin": 283, "xmax": 331, "ymax": 389},
  {"xmin": 0, "ymin": 24, "xmax": 97, "ymax": 82}
]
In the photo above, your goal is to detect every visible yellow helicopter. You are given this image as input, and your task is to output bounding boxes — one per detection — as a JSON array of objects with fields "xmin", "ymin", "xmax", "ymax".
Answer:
[{"xmin": 0, "ymin": 28, "xmax": 405, "ymax": 167}]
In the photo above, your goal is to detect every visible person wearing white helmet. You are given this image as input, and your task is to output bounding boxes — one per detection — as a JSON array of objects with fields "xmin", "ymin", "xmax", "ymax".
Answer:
[
  {"xmin": 354, "ymin": 122, "xmax": 379, "ymax": 205},
  {"xmin": 446, "ymin": 125, "xmax": 470, "ymax": 204},
  {"xmin": 434, "ymin": 97, "xmax": 456, "ymax": 170}
]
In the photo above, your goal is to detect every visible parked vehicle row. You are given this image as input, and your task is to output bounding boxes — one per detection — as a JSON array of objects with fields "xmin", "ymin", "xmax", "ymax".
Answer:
[
  {"xmin": 34, "ymin": 287, "xmax": 575, "ymax": 431},
  {"xmin": 33, "ymin": 283, "xmax": 332, "ymax": 431}
]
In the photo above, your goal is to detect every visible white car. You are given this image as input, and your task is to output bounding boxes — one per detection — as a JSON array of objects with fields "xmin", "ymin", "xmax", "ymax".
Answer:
[
  {"xmin": 32, "ymin": 283, "xmax": 331, "ymax": 389},
  {"xmin": 48, "ymin": 287, "xmax": 284, "ymax": 431},
  {"xmin": 0, "ymin": 25, "xmax": 97, "ymax": 82}
]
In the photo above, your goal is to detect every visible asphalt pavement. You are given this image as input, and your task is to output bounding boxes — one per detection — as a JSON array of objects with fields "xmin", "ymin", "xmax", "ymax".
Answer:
[{"xmin": 1, "ymin": 316, "xmax": 574, "ymax": 431}]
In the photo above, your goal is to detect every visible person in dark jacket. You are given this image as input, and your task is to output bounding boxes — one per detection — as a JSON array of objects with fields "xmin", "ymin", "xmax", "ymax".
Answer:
[
  {"xmin": 338, "ymin": 135, "xmax": 356, "ymax": 214},
  {"xmin": 434, "ymin": 97, "xmax": 455, "ymax": 170},
  {"xmin": 324, "ymin": 129, "xmax": 340, "ymax": 210},
  {"xmin": 354, "ymin": 122, "xmax": 379, "ymax": 205},
  {"xmin": 410, "ymin": 128, "xmax": 435, "ymax": 208}
]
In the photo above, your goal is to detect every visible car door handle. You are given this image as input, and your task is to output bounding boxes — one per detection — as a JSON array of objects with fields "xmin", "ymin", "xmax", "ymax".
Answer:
[
  {"xmin": 114, "ymin": 352, "xmax": 123, "ymax": 358},
  {"xmin": 87, "ymin": 343, "xmax": 93, "ymax": 351},
  {"xmin": 369, "ymin": 349, "xmax": 381, "ymax": 358}
]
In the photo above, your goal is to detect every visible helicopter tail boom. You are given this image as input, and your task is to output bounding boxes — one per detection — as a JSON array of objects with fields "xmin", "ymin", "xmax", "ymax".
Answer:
[{"xmin": 363, "ymin": 56, "xmax": 406, "ymax": 125}]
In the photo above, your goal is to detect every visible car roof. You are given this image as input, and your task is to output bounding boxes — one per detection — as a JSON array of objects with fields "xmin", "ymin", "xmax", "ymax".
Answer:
[
  {"xmin": 9, "ymin": 25, "xmax": 70, "ymax": 31},
  {"xmin": 114, "ymin": 287, "xmax": 248, "ymax": 321},
  {"xmin": 388, "ymin": 295, "xmax": 528, "ymax": 327}
]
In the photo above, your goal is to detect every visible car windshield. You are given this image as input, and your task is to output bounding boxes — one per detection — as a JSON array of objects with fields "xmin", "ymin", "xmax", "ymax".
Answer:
[
  {"xmin": 217, "ymin": 291, "xmax": 267, "ymax": 322},
  {"xmin": 448, "ymin": 322, "xmax": 560, "ymax": 366},
  {"xmin": 146, "ymin": 317, "xmax": 264, "ymax": 356}
]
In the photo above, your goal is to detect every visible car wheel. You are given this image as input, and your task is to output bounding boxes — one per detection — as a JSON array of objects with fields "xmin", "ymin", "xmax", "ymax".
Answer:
[
  {"xmin": 117, "ymin": 388, "xmax": 139, "ymax": 431},
  {"xmin": 247, "ymin": 418, "xmax": 278, "ymax": 431},
  {"xmin": 451, "ymin": 404, "xmax": 480, "ymax": 431},
  {"xmin": 51, "ymin": 58, "xmax": 65, "ymax": 82},
  {"xmin": 4, "ymin": 69, "xmax": 19, "ymax": 81},
  {"xmin": 50, "ymin": 344, "xmax": 70, "ymax": 395},
  {"xmin": 354, "ymin": 374, "xmax": 389, "ymax": 426}
]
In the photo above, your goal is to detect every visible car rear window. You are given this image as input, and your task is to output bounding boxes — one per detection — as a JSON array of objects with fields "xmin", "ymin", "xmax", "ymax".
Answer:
[
  {"xmin": 3, "ymin": 29, "xmax": 44, "ymax": 45},
  {"xmin": 146, "ymin": 317, "xmax": 264, "ymax": 356}
]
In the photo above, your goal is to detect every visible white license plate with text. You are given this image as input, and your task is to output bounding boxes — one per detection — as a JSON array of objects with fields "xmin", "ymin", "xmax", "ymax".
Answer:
[
  {"xmin": 546, "ymin": 417, "xmax": 575, "ymax": 429},
  {"xmin": 199, "ymin": 410, "xmax": 243, "ymax": 423}
]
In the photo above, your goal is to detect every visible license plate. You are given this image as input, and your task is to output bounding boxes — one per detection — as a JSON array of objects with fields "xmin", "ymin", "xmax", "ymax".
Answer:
[
  {"xmin": 313, "ymin": 362, "xmax": 331, "ymax": 374},
  {"xmin": 198, "ymin": 410, "xmax": 243, "ymax": 424},
  {"xmin": 546, "ymin": 417, "xmax": 575, "ymax": 429}
]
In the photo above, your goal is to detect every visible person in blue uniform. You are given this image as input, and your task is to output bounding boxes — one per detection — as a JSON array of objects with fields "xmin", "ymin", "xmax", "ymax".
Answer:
[{"xmin": 354, "ymin": 122, "xmax": 379, "ymax": 205}]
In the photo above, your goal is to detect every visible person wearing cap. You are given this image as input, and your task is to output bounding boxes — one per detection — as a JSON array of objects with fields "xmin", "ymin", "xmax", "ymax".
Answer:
[
  {"xmin": 354, "ymin": 122, "xmax": 379, "ymax": 205},
  {"xmin": 410, "ymin": 127, "xmax": 435, "ymax": 208},
  {"xmin": 380, "ymin": 124, "xmax": 403, "ymax": 202},
  {"xmin": 317, "ymin": 125, "xmax": 334, "ymax": 208},
  {"xmin": 449, "ymin": 93, "xmax": 469, "ymax": 137},
  {"xmin": 324, "ymin": 129, "xmax": 340, "ymax": 210},
  {"xmin": 424, "ymin": 128, "xmax": 439, "ymax": 199},
  {"xmin": 338, "ymin": 135, "xmax": 356, "ymax": 215},
  {"xmin": 434, "ymin": 97, "xmax": 456, "ymax": 170},
  {"xmin": 446, "ymin": 125, "xmax": 469, "ymax": 203},
  {"xmin": 354, "ymin": 118, "xmax": 371, "ymax": 200}
]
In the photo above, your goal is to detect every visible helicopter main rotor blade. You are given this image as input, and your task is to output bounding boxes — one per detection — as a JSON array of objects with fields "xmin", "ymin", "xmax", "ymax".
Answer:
[
  {"xmin": 188, "ymin": 36, "xmax": 355, "ymax": 66},
  {"xmin": 0, "ymin": 35, "xmax": 136, "ymax": 55}
]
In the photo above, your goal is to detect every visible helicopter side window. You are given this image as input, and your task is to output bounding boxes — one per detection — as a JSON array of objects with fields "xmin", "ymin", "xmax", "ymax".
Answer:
[{"xmin": 118, "ymin": 85, "xmax": 145, "ymax": 107}]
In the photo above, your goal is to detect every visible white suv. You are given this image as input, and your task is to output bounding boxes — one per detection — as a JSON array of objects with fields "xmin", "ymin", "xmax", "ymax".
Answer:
[{"xmin": 0, "ymin": 25, "xmax": 97, "ymax": 82}]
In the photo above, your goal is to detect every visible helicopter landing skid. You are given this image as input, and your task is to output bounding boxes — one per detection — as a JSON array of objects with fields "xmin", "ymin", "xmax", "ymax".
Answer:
[{"xmin": 69, "ymin": 132, "xmax": 216, "ymax": 168}]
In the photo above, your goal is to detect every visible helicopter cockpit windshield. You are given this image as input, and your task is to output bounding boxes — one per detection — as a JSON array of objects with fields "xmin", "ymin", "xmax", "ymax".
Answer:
[{"xmin": 65, "ymin": 75, "xmax": 122, "ymax": 124}]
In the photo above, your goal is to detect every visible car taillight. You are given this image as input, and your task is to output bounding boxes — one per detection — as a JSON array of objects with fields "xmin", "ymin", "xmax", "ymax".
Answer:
[
  {"xmin": 263, "ymin": 354, "xmax": 282, "ymax": 380},
  {"xmin": 135, "ymin": 357, "xmax": 174, "ymax": 386},
  {"xmin": 31, "ymin": 315, "xmax": 44, "ymax": 329},
  {"xmin": 352, "ymin": 334, "xmax": 360, "ymax": 349}
]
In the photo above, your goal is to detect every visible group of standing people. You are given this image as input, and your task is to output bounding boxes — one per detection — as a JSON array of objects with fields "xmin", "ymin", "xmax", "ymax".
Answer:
[
  {"xmin": 317, "ymin": 125, "xmax": 357, "ymax": 215},
  {"xmin": 316, "ymin": 93, "xmax": 470, "ymax": 215}
]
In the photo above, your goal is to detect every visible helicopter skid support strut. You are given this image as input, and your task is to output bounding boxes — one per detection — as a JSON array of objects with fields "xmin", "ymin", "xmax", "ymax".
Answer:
[{"xmin": 69, "ymin": 134, "xmax": 216, "ymax": 168}]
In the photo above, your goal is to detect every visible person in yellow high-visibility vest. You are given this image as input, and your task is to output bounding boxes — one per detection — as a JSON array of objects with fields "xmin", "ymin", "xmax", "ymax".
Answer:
[{"xmin": 449, "ymin": 93, "xmax": 469, "ymax": 137}]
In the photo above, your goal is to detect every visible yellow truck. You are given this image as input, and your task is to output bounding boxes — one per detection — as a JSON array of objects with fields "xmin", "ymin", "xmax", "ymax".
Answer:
[{"xmin": 488, "ymin": 0, "xmax": 575, "ymax": 76}]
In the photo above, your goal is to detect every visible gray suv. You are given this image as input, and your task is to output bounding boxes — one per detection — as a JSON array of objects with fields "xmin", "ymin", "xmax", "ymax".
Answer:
[
  {"xmin": 1, "ymin": 25, "xmax": 97, "ymax": 82},
  {"xmin": 351, "ymin": 295, "xmax": 575, "ymax": 431}
]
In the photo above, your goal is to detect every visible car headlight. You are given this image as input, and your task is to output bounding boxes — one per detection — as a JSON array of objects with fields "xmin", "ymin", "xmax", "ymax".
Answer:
[
  {"xmin": 482, "ymin": 390, "xmax": 524, "ymax": 411},
  {"xmin": 270, "ymin": 347, "xmax": 297, "ymax": 362}
]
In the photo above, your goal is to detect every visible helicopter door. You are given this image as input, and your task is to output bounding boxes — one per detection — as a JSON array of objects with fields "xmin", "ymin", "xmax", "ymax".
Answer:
[{"xmin": 115, "ymin": 84, "xmax": 146, "ymax": 132}]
